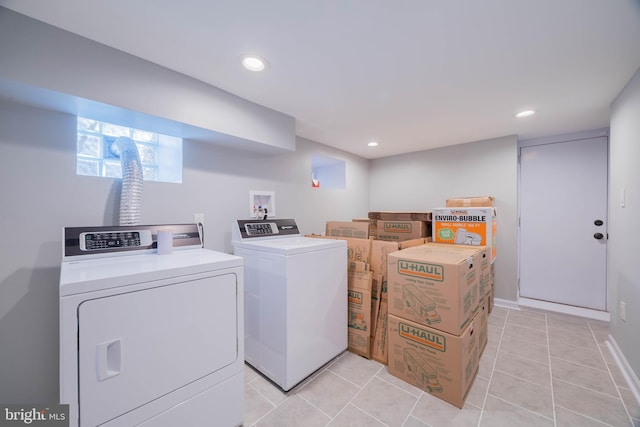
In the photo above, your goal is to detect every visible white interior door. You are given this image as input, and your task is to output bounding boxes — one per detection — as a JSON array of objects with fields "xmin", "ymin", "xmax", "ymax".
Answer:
[{"xmin": 519, "ymin": 137, "xmax": 608, "ymax": 310}]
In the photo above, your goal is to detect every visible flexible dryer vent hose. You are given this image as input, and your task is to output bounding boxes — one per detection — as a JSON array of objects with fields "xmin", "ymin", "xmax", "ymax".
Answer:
[{"xmin": 111, "ymin": 136, "xmax": 143, "ymax": 226}]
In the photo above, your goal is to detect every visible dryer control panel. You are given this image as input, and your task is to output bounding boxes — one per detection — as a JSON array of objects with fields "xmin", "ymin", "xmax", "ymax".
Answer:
[
  {"xmin": 80, "ymin": 230, "xmax": 153, "ymax": 251},
  {"xmin": 63, "ymin": 224, "xmax": 203, "ymax": 260}
]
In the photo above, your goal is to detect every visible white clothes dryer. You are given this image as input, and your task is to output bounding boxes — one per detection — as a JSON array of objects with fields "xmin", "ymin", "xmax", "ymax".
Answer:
[
  {"xmin": 60, "ymin": 224, "xmax": 244, "ymax": 426},
  {"xmin": 232, "ymin": 219, "xmax": 347, "ymax": 391}
]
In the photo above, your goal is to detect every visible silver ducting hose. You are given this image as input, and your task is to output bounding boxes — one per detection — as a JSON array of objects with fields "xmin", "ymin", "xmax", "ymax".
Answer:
[{"xmin": 111, "ymin": 136, "xmax": 143, "ymax": 226}]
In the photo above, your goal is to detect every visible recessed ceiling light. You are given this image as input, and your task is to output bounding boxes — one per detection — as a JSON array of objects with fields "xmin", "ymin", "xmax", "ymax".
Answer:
[
  {"xmin": 241, "ymin": 55, "xmax": 268, "ymax": 72},
  {"xmin": 368, "ymin": 141, "xmax": 379, "ymax": 147},
  {"xmin": 515, "ymin": 110, "xmax": 536, "ymax": 118}
]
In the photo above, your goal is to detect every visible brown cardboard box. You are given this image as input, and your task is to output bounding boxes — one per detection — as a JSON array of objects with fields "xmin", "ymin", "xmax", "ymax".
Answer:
[
  {"xmin": 432, "ymin": 207, "xmax": 497, "ymax": 262},
  {"xmin": 370, "ymin": 273, "xmax": 383, "ymax": 336},
  {"xmin": 326, "ymin": 221, "xmax": 369, "ymax": 239},
  {"xmin": 488, "ymin": 263, "xmax": 495, "ymax": 313},
  {"xmin": 422, "ymin": 243, "xmax": 489, "ymax": 310},
  {"xmin": 318, "ymin": 237, "xmax": 371, "ymax": 265},
  {"xmin": 370, "ymin": 240, "xmax": 399, "ymax": 277},
  {"xmin": 445, "ymin": 196, "xmax": 495, "ymax": 207},
  {"xmin": 368, "ymin": 212, "xmax": 432, "ymax": 221},
  {"xmin": 388, "ymin": 245, "xmax": 480, "ymax": 336},
  {"xmin": 348, "ymin": 270, "xmax": 373, "ymax": 358},
  {"xmin": 477, "ymin": 298, "xmax": 488, "ymax": 353},
  {"xmin": 399, "ymin": 238, "xmax": 428, "ymax": 249},
  {"xmin": 388, "ymin": 313, "xmax": 480, "ymax": 408},
  {"xmin": 376, "ymin": 220, "xmax": 429, "ymax": 242},
  {"xmin": 371, "ymin": 298, "xmax": 389, "ymax": 364},
  {"xmin": 352, "ymin": 218, "xmax": 371, "ymax": 223}
]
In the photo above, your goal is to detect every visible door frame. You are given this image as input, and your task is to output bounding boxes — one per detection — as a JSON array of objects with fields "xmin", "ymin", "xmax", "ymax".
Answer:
[{"xmin": 517, "ymin": 128, "xmax": 610, "ymax": 321}]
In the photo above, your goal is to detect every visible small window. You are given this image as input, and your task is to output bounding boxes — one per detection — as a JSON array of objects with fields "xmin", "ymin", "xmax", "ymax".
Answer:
[
  {"xmin": 311, "ymin": 154, "xmax": 346, "ymax": 189},
  {"xmin": 76, "ymin": 117, "xmax": 182, "ymax": 183}
]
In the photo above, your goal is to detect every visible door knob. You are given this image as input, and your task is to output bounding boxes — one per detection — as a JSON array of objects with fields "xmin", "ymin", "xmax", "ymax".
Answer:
[
  {"xmin": 594, "ymin": 233, "xmax": 604, "ymax": 240},
  {"xmin": 594, "ymin": 220, "xmax": 604, "ymax": 226}
]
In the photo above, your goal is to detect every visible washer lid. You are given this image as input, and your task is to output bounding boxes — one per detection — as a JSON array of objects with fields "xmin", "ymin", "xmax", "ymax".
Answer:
[{"xmin": 232, "ymin": 236, "xmax": 346, "ymax": 255}]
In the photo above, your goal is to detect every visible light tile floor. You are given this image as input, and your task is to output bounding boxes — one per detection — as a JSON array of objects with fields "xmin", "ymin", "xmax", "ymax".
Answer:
[{"xmin": 243, "ymin": 306, "xmax": 640, "ymax": 426}]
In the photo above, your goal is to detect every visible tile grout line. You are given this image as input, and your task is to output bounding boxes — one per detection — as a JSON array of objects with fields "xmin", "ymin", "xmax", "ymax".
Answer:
[
  {"xmin": 399, "ymin": 389, "xmax": 424, "ymax": 427},
  {"xmin": 491, "ymin": 367, "xmax": 553, "ymax": 390},
  {"xmin": 486, "ymin": 393, "xmax": 556, "ymax": 423},
  {"xmin": 554, "ymin": 404, "xmax": 618, "ymax": 427},
  {"xmin": 339, "ymin": 364, "xmax": 392, "ymax": 427},
  {"xmin": 476, "ymin": 306, "xmax": 508, "ymax": 426}
]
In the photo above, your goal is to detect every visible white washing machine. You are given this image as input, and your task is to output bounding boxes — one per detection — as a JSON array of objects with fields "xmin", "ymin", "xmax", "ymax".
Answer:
[
  {"xmin": 60, "ymin": 224, "xmax": 244, "ymax": 426},
  {"xmin": 232, "ymin": 219, "xmax": 347, "ymax": 391}
]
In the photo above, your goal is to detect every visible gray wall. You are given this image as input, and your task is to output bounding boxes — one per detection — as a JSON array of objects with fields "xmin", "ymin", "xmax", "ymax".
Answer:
[
  {"xmin": 609, "ymin": 66, "xmax": 640, "ymax": 378},
  {"xmin": 0, "ymin": 7, "xmax": 295, "ymax": 154},
  {"xmin": 369, "ymin": 135, "xmax": 519, "ymax": 302},
  {"xmin": 0, "ymin": 100, "xmax": 370, "ymax": 403}
]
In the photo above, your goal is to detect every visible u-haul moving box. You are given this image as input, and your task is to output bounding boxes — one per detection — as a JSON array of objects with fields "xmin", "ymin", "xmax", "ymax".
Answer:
[
  {"xmin": 387, "ymin": 245, "xmax": 479, "ymax": 336},
  {"xmin": 376, "ymin": 220, "xmax": 429, "ymax": 242},
  {"xmin": 432, "ymin": 207, "xmax": 497, "ymax": 262},
  {"xmin": 348, "ymin": 270, "xmax": 373, "ymax": 358},
  {"xmin": 423, "ymin": 243, "xmax": 490, "ymax": 303},
  {"xmin": 387, "ymin": 313, "xmax": 480, "ymax": 408}
]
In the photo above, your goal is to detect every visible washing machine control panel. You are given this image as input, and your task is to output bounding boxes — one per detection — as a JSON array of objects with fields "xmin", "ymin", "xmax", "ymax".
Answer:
[
  {"xmin": 234, "ymin": 219, "xmax": 301, "ymax": 240},
  {"xmin": 80, "ymin": 230, "xmax": 153, "ymax": 251},
  {"xmin": 244, "ymin": 222, "xmax": 279, "ymax": 236}
]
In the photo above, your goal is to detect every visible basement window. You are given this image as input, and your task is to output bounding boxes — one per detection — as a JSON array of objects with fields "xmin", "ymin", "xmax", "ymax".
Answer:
[
  {"xmin": 76, "ymin": 117, "xmax": 182, "ymax": 183},
  {"xmin": 311, "ymin": 154, "xmax": 346, "ymax": 189}
]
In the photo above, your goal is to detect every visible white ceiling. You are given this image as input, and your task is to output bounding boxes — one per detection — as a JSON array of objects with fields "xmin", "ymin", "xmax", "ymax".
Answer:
[{"xmin": 2, "ymin": 0, "xmax": 640, "ymax": 159}]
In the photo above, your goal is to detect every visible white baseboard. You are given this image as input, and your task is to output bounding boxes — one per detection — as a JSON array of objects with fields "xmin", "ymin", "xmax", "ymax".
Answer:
[
  {"xmin": 517, "ymin": 297, "xmax": 610, "ymax": 322},
  {"xmin": 494, "ymin": 298, "xmax": 520, "ymax": 310},
  {"xmin": 607, "ymin": 336, "xmax": 640, "ymax": 408}
]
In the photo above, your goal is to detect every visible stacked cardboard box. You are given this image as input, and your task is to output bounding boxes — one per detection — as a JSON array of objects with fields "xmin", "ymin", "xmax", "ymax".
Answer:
[
  {"xmin": 440, "ymin": 196, "xmax": 496, "ymax": 310},
  {"xmin": 432, "ymin": 207, "xmax": 497, "ymax": 262},
  {"xmin": 321, "ymin": 217, "xmax": 432, "ymax": 361},
  {"xmin": 386, "ymin": 243, "xmax": 488, "ymax": 408},
  {"xmin": 368, "ymin": 212, "xmax": 432, "ymax": 242}
]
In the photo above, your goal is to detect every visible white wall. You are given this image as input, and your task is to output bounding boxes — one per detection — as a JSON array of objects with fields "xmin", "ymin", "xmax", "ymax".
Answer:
[
  {"xmin": 609, "ymin": 66, "xmax": 640, "ymax": 380},
  {"xmin": 369, "ymin": 135, "xmax": 519, "ymax": 301},
  {"xmin": 0, "ymin": 100, "xmax": 369, "ymax": 403}
]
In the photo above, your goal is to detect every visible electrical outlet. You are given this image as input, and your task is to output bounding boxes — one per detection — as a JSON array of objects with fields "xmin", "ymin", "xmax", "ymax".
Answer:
[
  {"xmin": 620, "ymin": 301, "xmax": 626, "ymax": 322},
  {"xmin": 194, "ymin": 213, "xmax": 205, "ymax": 225}
]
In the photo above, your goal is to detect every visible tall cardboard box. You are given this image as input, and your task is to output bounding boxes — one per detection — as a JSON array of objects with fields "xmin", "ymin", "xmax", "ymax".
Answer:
[
  {"xmin": 370, "ymin": 240, "xmax": 399, "ymax": 277},
  {"xmin": 348, "ymin": 270, "xmax": 373, "ymax": 358},
  {"xmin": 388, "ymin": 245, "xmax": 479, "ymax": 336},
  {"xmin": 432, "ymin": 207, "xmax": 497, "ymax": 262},
  {"xmin": 477, "ymin": 298, "xmax": 489, "ymax": 354},
  {"xmin": 387, "ymin": 313, "xmax": 480, "ymax": 408},
  {"xmin": 371, "ymin": 298, "xmax": 389, "ymax": 364},
  {"xmin": 370, "ymin": 273, "xmax": 383, "ymax": 336}
]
